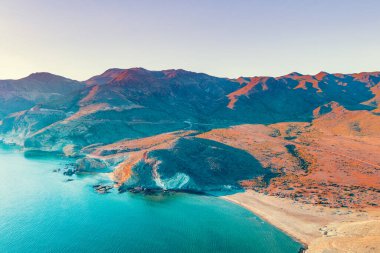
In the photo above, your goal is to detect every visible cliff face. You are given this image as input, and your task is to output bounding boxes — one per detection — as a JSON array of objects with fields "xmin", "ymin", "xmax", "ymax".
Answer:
[{"xmin": 0, "ymin": 68, "xmax": 379, "ymax": 197}]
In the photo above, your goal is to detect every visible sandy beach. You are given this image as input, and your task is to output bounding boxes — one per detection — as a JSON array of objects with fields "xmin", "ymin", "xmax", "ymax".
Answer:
[{"xmin": 222, "ymin": 190, "xmax": 380, "ymax": 253}]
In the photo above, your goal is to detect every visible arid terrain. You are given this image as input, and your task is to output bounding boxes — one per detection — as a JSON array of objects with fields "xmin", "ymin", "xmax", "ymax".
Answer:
[{"xmin": 198, "ymin": 116, "xmax": 380, "ymax": 209}]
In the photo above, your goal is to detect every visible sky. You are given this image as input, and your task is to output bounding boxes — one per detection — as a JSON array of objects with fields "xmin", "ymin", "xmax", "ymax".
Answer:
[{"xmin": 0, "ymin": 0, "xmax": 379, "ymax": 81}]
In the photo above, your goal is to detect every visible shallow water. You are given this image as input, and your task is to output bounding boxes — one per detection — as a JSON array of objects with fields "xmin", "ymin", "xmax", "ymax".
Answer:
[{"xmin": 0, "ymin": 144, "xmax": 301, "ymax": 253}]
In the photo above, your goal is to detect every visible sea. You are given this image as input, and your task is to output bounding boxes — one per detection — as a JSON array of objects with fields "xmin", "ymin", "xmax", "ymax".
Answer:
[{"xmin": 0, "ymin": 144, "xmax": 302, "ymax": 253}]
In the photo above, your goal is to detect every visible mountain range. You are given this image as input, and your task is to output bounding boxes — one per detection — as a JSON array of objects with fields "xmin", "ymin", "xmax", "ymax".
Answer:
[{"xmin": 1, "ymin": 68, "xmax": 379, "ymax": 206}]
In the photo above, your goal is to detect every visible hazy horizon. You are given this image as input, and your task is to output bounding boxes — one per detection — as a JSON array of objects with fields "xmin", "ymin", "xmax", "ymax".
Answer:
[
  {"xmin": 1, "ymin": 0, "xmax": 379, "ymax": 80},
  {"xmin": 2, "ymin": 67, "xmax": 380, "ymax": 83}
]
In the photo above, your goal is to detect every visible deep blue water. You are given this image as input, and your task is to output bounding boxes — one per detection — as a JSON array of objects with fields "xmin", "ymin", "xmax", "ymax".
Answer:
[{"xmin": 0, "ymin": 144, "xmax": 301, "ymax": 253}]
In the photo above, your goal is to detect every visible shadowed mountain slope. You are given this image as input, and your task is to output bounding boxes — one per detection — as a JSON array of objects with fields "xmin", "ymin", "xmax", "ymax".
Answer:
[{"xmin": 0, "ymin": 72, "xmax": 84, "ymax": 118}]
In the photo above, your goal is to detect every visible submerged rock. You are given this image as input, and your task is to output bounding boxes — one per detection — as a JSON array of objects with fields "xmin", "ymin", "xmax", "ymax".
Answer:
[
  {"xmin": 63, "ymin": 168, "xmax": 76, "ymax": 176},
  {"xmin": 93, "ymin": 184, "xmax": 113, "ymax": 194},
  {"xmin": 62, "ymin": 163, "xmax": 78, "ymax": 176}
]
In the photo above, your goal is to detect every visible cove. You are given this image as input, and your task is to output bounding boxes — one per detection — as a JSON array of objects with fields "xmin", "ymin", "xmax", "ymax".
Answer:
[{"xmin": 0, "ymin": 144, "xmax": 302, "ymax": 253}]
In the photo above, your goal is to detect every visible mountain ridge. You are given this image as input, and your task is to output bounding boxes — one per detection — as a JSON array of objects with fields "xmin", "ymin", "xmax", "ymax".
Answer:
[{"xmin": 0, "ymin": 67, "xmax": 379, "ymax": 205}]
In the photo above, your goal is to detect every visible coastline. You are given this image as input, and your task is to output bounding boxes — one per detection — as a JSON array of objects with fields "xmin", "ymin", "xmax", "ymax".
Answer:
[
  {"xmin": 2, "ymin": 141, "xmax": 379, "ymax": 252},
  {"xmin": 221, "ymin": 190, "xmax": 380, "ymax": 253}
]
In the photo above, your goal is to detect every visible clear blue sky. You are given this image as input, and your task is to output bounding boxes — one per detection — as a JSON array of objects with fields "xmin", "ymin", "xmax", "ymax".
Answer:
[{"xmin": 0, "ymin": 0, "xmax": 379, "ymax": 80}]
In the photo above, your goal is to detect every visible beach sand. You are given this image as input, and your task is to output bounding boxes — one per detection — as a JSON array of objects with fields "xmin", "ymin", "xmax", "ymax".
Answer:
[{"xmin": 222, "ymin": 190, "xmax": 380, "ymax": 253}]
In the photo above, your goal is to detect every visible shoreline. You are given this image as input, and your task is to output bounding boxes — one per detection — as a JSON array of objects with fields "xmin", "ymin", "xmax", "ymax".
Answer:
[
  {"xmin": 221, "ymin": 194, "xmax": 308, "ymax": 248},
  {"xmin": 221, "ymin": 190, "xmax": 380, "ymax": 253}
]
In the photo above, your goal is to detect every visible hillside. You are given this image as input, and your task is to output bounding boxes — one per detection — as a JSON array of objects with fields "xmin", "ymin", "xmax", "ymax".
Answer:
[{"xmin": 0, "ymin": 72, "xmax": 84, "ymax": 118}]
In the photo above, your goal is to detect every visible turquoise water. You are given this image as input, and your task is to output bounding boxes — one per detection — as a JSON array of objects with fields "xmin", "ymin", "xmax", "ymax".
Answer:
[{"xmin": 0, "ymin": 145, "xmax": 301, "ymax": 253}]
